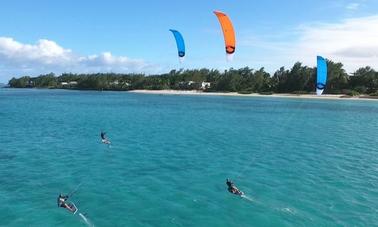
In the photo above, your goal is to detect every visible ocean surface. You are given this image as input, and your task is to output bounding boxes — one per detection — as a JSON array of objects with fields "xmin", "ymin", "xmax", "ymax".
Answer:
[{"xmin": 0, "ymin": 89, "xmax": 377, "ymax": 227}]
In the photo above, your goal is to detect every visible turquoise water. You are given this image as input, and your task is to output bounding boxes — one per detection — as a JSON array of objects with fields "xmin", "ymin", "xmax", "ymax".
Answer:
[{"xmin": 1, "ymin": 89, "xmax": 378, "ymax": 227}]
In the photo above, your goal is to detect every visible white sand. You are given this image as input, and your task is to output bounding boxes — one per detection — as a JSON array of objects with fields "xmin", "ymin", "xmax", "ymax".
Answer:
[{"xmin": 128, "ymin": 90, "xmax": 378, "ymax": 101}]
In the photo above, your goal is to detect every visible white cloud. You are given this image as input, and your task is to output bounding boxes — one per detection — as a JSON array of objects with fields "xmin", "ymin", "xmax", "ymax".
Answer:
[
  {"xmin": 293, "ymin": 15, "xmax": 378, "ymax": 72},
  {"xmin": 0, "ymin": 37, "xmax": 158, "ymax": 82},
  {"xmin": 240, "ymin": 15, "xmax": 378, "ymax": 73},
  {"xmin": 78, "ymin": 52, "xmax": 148, "ymax": 71},
  {"xmin": 0, "ymin": 37, "xmax": 73, "ymax": 67}
]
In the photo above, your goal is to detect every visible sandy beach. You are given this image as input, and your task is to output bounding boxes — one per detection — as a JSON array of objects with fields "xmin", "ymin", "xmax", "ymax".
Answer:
[{"xmin": 129, "ymin": 90, "xmax": 378, "ymax": 101}]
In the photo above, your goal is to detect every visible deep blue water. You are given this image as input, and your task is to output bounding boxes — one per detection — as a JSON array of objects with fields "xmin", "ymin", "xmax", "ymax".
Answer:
[{"xmin": 0, "ymin": 89, "xmax": 377, "ymax": 226}]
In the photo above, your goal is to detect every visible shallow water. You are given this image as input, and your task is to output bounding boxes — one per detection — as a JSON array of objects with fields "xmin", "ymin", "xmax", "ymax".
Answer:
[{"xmin": 0, "ymin": 89, "xmax": 377, "ymax": 226}]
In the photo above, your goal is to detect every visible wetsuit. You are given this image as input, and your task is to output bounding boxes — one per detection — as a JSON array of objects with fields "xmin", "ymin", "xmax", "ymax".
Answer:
[
  {"xmin": 226, "ymin": 179, "xmax": 234, "ymax": 188},
  {"xmin": 226, "ymin": 180, "xmax": 243, "ymax": 195},
  {"xmin": 57, "ymin": 195, "xmax": 76, "ymax": 213},
  {"xmin": 57, "ymin": 195, "xmax": 68, "ymax": 207},
  {"xmin": 101, "ymin": 132, "xmax": 106, "ymax": 140}
]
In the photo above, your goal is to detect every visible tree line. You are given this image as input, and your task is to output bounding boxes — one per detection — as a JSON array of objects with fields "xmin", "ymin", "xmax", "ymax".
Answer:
[{"xmin": 7, "ymin": 60, "xmax": 378, "ymax": 96}]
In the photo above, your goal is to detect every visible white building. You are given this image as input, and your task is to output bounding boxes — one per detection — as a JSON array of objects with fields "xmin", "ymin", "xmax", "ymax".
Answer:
[
  {"xmin": 61, "ymin": 81, "xmax": 77, "ymax": 87},
  {"xmin": 110, "ymin": 80, "xmax": 119, "ymax": 85},
  {"xmin": 201, "ymin": 82, "xmax": 211, "ymax": 89}
]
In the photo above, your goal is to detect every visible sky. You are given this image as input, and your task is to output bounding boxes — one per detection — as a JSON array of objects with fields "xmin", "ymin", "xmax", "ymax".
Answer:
[{"xmin": 1, "ymin": 0, "xmax": 378, "ymax": 83}]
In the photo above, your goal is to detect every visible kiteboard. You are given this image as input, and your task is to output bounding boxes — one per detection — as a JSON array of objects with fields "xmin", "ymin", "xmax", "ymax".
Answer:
[
  {"xmin": 234, "ymin": 190, "xmax": 244, "ymax": 196},
  {"xmin": 68, "ymin": 202, "xmax": 78, "ymax": 215},
  {"xmin": 229, "ymin": 188, "xmax": 244, "ymax": 196}
]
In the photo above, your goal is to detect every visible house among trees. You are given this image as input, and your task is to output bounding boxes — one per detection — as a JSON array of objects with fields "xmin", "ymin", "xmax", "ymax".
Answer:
[
  {"xmin": 201, "ymin": 82, "xmax": 211, "ymax": 90},
  {"xmin": 27, "ymin": 80, "xmax": 34, "ymax": 87},
  {"xmin": 109, "ymin": 80, "xmax": 119, "ymax": 85},
  {"xmin": 61, "ymin": 81, "xmax": 78, "ymax": 87},
  {"xmin": 178, "ymin": 81, "xmax": 196, "ymax": 89}
]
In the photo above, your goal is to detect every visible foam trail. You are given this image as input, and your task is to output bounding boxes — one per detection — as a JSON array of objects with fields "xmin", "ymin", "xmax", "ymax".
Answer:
[
  {"xmin": 241, "ymin": 195, "xmax": 254, "ymax": 202},
  {"xmin": 79, "ymin": 213, "xmax": 94, "ymax": 227}
]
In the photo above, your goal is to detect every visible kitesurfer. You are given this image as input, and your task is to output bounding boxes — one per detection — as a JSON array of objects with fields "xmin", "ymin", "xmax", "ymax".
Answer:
[
  {"xmin": 100, "ymin": 131, "xmax": 111, "ymax": 144},
  {"xmin": 226, "ymin": 179, "xmax": 244, "ymax": 195},
  {"xmin": 100, "ymin": 131, "xmax": 106, "ymax": 140},
  {"xmin": 57, "ymin": 194, "xmax": 76, "ymax": 213}
]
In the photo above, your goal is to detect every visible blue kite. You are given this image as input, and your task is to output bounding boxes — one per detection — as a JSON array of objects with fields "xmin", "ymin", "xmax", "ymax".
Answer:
[{"xmin": 169, "ymin": 29, "xmax": 185, "ymax": 62}]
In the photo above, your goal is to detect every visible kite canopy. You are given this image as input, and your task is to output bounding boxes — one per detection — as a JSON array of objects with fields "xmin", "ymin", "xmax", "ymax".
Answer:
[
  {"xmin": 214, "ymin": 11, "xmax": 236, "ymax": 59},
  {"xmin": 316, "ymin": 56, "xmax": 327, "ymax": 96},
  {"xmin": 169, "ymin": 29, "xmax": 185, "ymax": 62}
]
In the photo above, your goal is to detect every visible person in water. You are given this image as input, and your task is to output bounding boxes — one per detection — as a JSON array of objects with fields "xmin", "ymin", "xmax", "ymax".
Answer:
[
  {"xmin": 57, "ymin": 194, "xmax": 76, "ymax": 213},
  {"xmin": 226, "ymin": 179, "xmax": 244, "ymax": 195},
  {"xmin": 100, "ymin": 131, "xmax": 111, "ymax": 144},
  {"xmin": 100, "ymin": 131, "xmax": 106, "ymax": 140}
]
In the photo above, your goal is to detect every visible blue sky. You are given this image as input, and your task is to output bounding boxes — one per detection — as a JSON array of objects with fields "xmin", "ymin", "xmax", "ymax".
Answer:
[{"xmin": 1, "ymin": 0, "xmax": 378, "ymax": 82}]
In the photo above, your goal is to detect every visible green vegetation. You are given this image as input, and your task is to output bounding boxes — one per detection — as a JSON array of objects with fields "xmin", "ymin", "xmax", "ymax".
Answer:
[{"xmin": 7, "ymin": 60, "xmax": 378, "ymax": 95}]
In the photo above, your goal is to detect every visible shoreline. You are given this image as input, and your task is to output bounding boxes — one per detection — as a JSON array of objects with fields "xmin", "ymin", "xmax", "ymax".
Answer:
[
  {"xmin": 129, "ymin": 89, "xmax": 378, "ymax": 101},
  {"xmin": 4, "ymin": 88, "xmax": 378, "ymax": 101}
]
